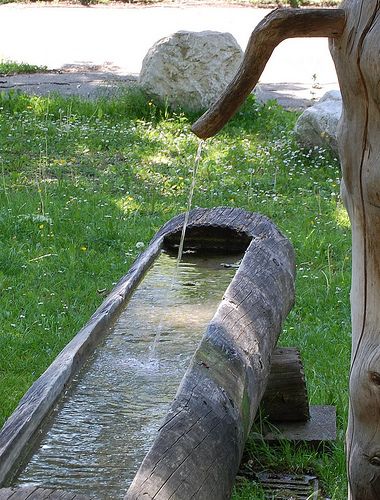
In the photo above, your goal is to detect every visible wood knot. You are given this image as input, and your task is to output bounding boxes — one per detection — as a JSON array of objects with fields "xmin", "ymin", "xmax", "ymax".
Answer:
[
  {"xmin": 369, "ymin": 455, "xmax": 380, "ymax": 467},
  {"xmin": 369, "ymin": 371, "xmax": 380, "ymax": 385},
  {"xmin": 198, "ymin": 361, "xmax": 209, "ymax": 369}
]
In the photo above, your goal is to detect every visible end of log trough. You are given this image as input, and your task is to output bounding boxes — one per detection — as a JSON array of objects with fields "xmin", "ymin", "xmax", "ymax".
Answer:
[{"xmin": 126, "ymin": 208, "xmax": 296, "ymax": 500}]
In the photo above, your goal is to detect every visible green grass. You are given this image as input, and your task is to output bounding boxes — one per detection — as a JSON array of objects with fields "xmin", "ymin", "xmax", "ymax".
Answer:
[
  {"xmin": 0, "ymin": 60, "xmax": 47, "ymax": 76},
  {"xmin": 0, "ymin": 88, "xmax": 349, "ymax": 497}
]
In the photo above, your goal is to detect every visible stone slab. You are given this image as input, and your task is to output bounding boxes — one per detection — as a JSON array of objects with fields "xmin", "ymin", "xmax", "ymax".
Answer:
[{"xmin": 261, "ymin": 405, "xmax": 336, "ymax": 444}]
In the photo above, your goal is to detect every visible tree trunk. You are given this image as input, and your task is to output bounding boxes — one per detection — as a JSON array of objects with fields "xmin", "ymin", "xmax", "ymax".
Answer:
[{"xmin": 329, "ymin": 2, "xmax": 380, "ymax": 497}]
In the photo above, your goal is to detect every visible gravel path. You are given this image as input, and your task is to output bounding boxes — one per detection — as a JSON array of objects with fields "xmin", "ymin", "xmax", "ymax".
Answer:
[{"xmin": 0, "ymin": 3, "xmax": 339, "ymax": 107}]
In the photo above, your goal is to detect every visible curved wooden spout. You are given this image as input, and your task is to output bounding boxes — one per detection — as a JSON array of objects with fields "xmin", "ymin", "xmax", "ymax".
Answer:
[{"xmin": 191, "ymin": 8, "xmax": 346, "ymax": 139}]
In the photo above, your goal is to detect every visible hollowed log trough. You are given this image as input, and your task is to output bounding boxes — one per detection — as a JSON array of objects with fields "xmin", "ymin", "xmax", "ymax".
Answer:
[
  {"xmin": 125, "ymin": 207, "xmax": 295, "ymax": 499},
  {"xmin": 0, "ymin": 207, "xmax": 295, "ymax": 499}
]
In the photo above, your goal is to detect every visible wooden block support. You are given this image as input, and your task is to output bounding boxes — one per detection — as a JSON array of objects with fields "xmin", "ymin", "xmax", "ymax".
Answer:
[{"xmin": 261, "ymin": 347, "xmax": 310, "ymax": 423}]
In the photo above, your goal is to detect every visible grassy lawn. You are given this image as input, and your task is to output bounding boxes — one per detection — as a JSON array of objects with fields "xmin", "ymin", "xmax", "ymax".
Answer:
[{"xmin": 0, "ymin": 89, "xmax": 349, "ymax": 497}]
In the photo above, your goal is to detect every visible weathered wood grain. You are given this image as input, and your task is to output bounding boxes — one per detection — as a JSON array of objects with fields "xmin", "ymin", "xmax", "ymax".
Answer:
[
  {"xmin": 126, "ymin": 209, "xmax": 295, "ymax": 499},
  {"xmin": 0, "ymin": 488, "xmax": 92, "ymax": 500},
  {"xmin": 329, "ymin": 2, "xmax": 380, "ymax": 497},
  {"xmin": 191, "ymin": 8, "xmax": 346, "ymax": 139},
  {"xmin": 0, "ymin": 486, "xmax": 37, "ymax": 500}
]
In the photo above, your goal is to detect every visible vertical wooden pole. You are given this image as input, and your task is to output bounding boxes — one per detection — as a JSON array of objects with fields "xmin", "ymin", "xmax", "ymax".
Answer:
[
  {"xmin": 192, "ymin": 3, "xmax": 380, "ymax": 496},
  {"xmin": 330, "ymin": 2, "xmax": 380, "ymax": 497}
]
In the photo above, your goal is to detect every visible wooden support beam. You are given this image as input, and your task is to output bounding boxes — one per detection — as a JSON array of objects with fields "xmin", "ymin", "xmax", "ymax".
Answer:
[{"xmin": 261, "ymin": 347, "xmax": 309, "ymax": 423}]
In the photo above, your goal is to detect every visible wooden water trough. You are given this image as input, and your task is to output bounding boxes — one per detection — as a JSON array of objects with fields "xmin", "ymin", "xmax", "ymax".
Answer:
[
  {"xmin": 0, "ymin": 207, "xmax": 332, "ymax": 499},
  {"xmin": 125, "ymin": 208, "xmax": 295, "ymax": 499}
]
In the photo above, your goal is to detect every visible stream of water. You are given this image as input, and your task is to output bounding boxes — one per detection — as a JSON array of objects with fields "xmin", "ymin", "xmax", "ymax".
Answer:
[
  {"xmin": 15, "ymin": 251, "xmax": 241, "ymax": 499},
  {"xmin": 176, "ymin": 140, "xmax": 204, "ymax": 266}
]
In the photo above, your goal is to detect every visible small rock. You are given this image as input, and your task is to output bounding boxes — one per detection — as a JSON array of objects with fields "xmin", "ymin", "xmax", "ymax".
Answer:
[
  {"xmin": 183, "ymin": 281, "xmax": 197, "ymax": 287},
  {"xmin": 294, "ymin": 90, "xmax": 342, "ymax": 153},
  {"xmin": 139, "ymin": 30, "xmax": 243, "ymax": 111}
]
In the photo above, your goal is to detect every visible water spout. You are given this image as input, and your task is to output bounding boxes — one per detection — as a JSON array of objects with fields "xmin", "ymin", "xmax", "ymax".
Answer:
[{"xmin": 191, "ymin": 8, "xmax": 345, "ymax": 139}]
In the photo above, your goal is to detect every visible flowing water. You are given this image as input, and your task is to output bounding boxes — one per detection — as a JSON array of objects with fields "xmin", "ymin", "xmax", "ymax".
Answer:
[
  {"xmin": 176, "ymin": 140, "xmax": 204, "ymax": 266},
  {"xmin": 15, "ymin": 251, "xmax": 241, "ymax": 499}
]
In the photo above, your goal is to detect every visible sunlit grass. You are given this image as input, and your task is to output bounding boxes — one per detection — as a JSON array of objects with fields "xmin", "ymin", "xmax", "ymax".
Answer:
[{"xmin": 0, "ymin": 89, "xmax": 349, "ymax": 497}]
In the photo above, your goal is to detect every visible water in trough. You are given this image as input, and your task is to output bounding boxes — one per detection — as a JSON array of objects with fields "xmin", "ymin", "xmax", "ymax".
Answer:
[{"xmin": 15, "ymin": 251, "xmax": 241, "ymax": 498}]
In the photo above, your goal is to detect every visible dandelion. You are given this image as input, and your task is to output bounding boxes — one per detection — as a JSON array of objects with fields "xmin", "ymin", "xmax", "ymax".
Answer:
[
  {"xmin": 136, "ymin": 241, "xmax": 145, "ymax": 249},
  {"xmin": 80, "ymin": 246, "xmax": 87, "ymax": 252}
]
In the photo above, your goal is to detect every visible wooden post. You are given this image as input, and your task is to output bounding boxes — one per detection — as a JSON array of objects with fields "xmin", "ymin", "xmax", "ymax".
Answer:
[
  {"xmin": 330, "ymin": 3, "xmax": 380, "ymax": 498},
  {"xmin": 192, "ymin": 4, "xmax": 380, "ymax": 498}
]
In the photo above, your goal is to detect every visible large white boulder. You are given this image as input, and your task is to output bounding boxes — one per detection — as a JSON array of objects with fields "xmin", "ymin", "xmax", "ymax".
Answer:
[
  {"xmin": 139, "ymin": 30, "xmax": 243, "ymax": 111},
  {"xmin": 294, "ymin": 90, "xmax": 342, "ymax": 153}
]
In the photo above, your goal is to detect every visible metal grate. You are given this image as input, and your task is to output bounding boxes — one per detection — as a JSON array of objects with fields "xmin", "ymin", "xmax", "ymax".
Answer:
[{"xmin": 238, "ymin": 468, "xmax": 320, "ymax": 499}]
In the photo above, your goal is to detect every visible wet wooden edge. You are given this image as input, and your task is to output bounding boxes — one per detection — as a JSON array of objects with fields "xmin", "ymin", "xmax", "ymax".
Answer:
[
  {"xmin": 0, "ymin": 232, "xmax": 164, "ymax": 485},
  {"xmin": 0, "ymin": 207, "xmax": 295, "ymax": 489},
  {"xmin": 0, "ymin": 485, "xmax": 93, "ymax": 499}
]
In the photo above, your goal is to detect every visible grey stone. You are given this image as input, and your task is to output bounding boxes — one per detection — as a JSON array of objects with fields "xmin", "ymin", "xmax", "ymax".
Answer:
[
  {"xmin": 139, "ymin": 30, "xmax": 243, "ymax": 111},
  {"xmin": 260, "ymin": 405, "xmax": 336, "ymax": 444},
  {"xmin": 294, "ymin": 90, "xmax": 342, "ymax": 153}
]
